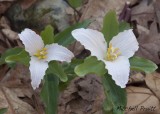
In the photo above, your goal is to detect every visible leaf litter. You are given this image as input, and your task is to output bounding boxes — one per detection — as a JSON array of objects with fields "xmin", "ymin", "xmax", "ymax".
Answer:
[{"xmin": 0, "ymin": 0, "xmax": 160, "ymax": 114}]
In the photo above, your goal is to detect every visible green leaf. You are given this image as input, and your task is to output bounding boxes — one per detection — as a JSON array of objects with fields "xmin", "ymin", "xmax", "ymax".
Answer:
[
  {"xmin": 59, "ymin": 58, "xmax": 83, "ymax": 90},
  {"xmin": 54, "ymin": 20, "xmax": 91, "ymax": 46},
  {"xmin": 47, "ymin": 61, "xmax": 68, "ymax": 82},
  {"xmin": 63, "ymin": 58, "xmax": 83, "ymax": 75},
  {"xmin": 119, "ymin": 21, "xmax": 130, "ymax": 32},
  {"xmin": 41, "ymin": 74, "xmax": 59, "ymax": 114},
  {"xmin": 103, "ymin": 98, "xmax": 113, "ymax": 114},
  {"xmin": 75, "ymin": 56, "xmax": 106, "ymax": 77},
  {"xmin": 41, "ymin": 25, "xmax": 54, "ymax": 45},
  {"xmin": 0, "ymin": 47, "xmax": 23, "ymax": 66},
  {"xmin": 102, "ymin": 74, "xmax": 126, "ymax": 114},
  {"xmin": 0, "ymin": 108, "xmax": 7, "ymax": 114},
  {"xmin": 102, "ymin": 11, "xmax": 119, "ymax": 43},
  {"xmin": 130, "ymin": 56, "xmax": 158, "ymax": 73},
  {"xmin": 5, "ymin": 49, "xmax": 30, "ymax": 66},
  {"xmin": 68, "ymin": 0, "xmax": 83, "ymax": 8}
]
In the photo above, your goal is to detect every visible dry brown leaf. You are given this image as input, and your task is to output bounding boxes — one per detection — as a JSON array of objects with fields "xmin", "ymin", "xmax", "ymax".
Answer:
[
  {"xmin": 154, "ymin": 0, "xmax": 160, "ymax": 25},
  {"xmin": 136, "ymin": 21, "xmax": 160, "ymax": 64},
  {"xmin": 128, "ymin": 73, "xmax": 145, "ymax": 84},
  {"xmin": 1, "ymin": 64, "xmax": 30, "ymax": 85},
  {"xmin": 0, "ymin": 16, "xmax": 10, "ymax": 29},
  {"xmin": 145, "ymin": 72, "xmax": 160, "ymax": 100},
  {"xmin": 0, "ymin": 2, "xmax": 12, "ymax": 14},
  {"xmin": 0, "ymin": 86, "xmax": 37, "ymax": 114},
  {"xmin": 0, "ymin": 65, "xmax": 8, "ymax": 81},
  {"xmin": 80, "ymin": 0, "xmax": 138, "ymax": 30},
  {"xmin": 131, "ymin": 0, "xmax": 155, "ymax": 28},
  {"xmin": 59, "ymin": 75, "xmax": 104, "ymax": 114},
  {"xmin": 126, "ymin": 86, "xmax": 160, "ymax": 114},
  {"xmin": 2, "ymin": 29, "xmax": 19, "ymax": 40},
  {"xmin": 20, "ymin": 0, "xmax": 37, "ymax": 10},
  {"xmin": 137, "ymin": 24, "xmax": 150, "ymax": 35},
  {"xmin": 0, "ymin": 31, "xmax": 8, "ymax": 54},
  {"xmin": 68, "ymin": 42, "xmax": 84, "ymax": 56}
]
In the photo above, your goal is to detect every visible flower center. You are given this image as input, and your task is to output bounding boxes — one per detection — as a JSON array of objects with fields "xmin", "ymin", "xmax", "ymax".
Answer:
[
  {"xmin": 106, "ymin": 43, "xmax": 121, "ymax": 61},
  {"xmin": 34, "ymin": 48, "xmax": 48, "ymax": 59}
]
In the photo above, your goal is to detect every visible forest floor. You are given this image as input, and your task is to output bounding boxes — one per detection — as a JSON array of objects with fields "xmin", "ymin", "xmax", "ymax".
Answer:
[{"xmin": 0, "ymin": 0, "xmax": 160, "ymax": 114}]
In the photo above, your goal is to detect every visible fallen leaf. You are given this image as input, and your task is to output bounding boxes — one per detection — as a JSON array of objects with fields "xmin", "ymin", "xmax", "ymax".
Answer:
[
  {"xmin": 2, "ymin": 29, "xmax": 19, "ymax": 40},
  {"xmin": 0, "ymin": 2, "xmax": 12, "ymax": 14},
  {"xmin": 136, "ymin": 21, "xmax": 160, "ymax": 64},
  {"xmin": 0, "ymin": 16, "xmax": 10, "ymax": 29},
  {"xmin": 0, "ymin": 86, "xmax": 37, "ymax": 114},
  {"xmin": 128, "ymin": 73, "xmax": 145, "ymax": 84},
  {"xmin": 131, "ymin": 0, "xmax": 155, "ymax": 28},
  {"xmin": 80, "ymin": 0, "xmax": 138, "ymax": 30},
  {"xmin": 59, "ymin": 75, "xmax": 104, "ymax": 114},
  {"xmin": 20, "ymin": 0, "xmax": 37, "ymax": 10},
  {"xmin": 145, "ymin": 72, "xmax": 160, "ymax": 100},
  {"xmin": 154, "ymin": 0, "xmax": 160, "ymax": 25},
  {"xmin": 126, "ymin": 86, "xmax": 160, "ymax": 114}
]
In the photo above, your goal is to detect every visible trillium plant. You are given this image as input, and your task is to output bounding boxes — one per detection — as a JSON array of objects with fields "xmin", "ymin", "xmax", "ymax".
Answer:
[
  {"xmin": 72, "ymin": 29, "xmax": 138, "ymax": 88},
  {"xmin": 0, "ymin": 11, "xmax": 157, "ymax": 114},
  {"xmin": 18, "ymin": 29, "xmax": 74, "ymax": 89}
]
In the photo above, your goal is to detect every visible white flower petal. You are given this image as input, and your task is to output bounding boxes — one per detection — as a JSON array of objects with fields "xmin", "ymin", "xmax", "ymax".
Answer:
[
  {"xmin": 110, "ymin": 29, "xmax": 139, "ymax": 58},
  {"xmin": 45, "ymin": 43, "xmax": 74, "ymax": 62},
  {"xmin": 29, "ymin": 57, "xmax": 48, "ymax": 89},
  {"xmin": 72, "ymin": 28, "xmax": 107, "ymax": 60},
  {"xmin": 18, "ymin": 28, "xmax": 44, "ymax": 55},
  {"xmin": 103, "ymin": 56, "xmax": 130, "ymax": 88}
]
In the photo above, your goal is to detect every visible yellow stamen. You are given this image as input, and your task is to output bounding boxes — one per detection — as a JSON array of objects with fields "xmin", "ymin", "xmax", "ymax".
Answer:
[
  {"xmin": 106, "ymin": 43, "xmax": 121, "ymax": 61},
  {"xmin": 34, "ymin": 48, "xmax": 48, "ymax": 60}
]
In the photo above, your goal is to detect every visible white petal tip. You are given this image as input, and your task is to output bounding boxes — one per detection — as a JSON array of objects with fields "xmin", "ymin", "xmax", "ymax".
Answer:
[
  {"xmin": 117, "ymin": 83, "xmax": 126, "ymax": 88},
  {"xmin": 31, "ymin": 82, "xmax": 39, "ymax": 90}
]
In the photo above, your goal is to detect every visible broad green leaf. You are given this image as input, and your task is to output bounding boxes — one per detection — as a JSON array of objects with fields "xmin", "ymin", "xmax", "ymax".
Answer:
[
  {"xmin": 0, "ymin": 108, "xmax": 7, "ymax": 114},
  {"xmin": 54, "ymin": 20, "xmax": 91, "ymax": 46},
  {"xmin": 102, "ymin": 11, "xmax": 119, "ymax": 43},
  {"xmin": 0, "ymin": 47, "xmax": 23, "ymax": 66},
  {"xmin": 41, "ymin": 74, "xmax": 59, "ymax": 114},
  {"xmin": 68, "ymin": 0, "xmax": 83, "ymax": 8},
  {"xmin": 102, "ymin": 74, "xmax": 126, "ymax": 114},
  {"xmin": 5, "ymin": 49, "xmax": 30, "ymax": 66},
  {"xmin": 59, "ymin": 58, "xmax": 84, "ymax": 90},
  {"xmin": 41, "ymin": 25, "xmax": 54, "ymax": 44},
  {"xmin": 103, "ymin": 98, "xmax": 113, "ymax": 114},
  {"xmin": 119, "ymin": 21, "xmax": 130, "ymax": 32},
  {"xmin": 47, "ymin": 61, "xmax": 68, "ymax": 82},
  {"xmin": 75, "ymin": 56, "xmax": 106, "ymax": 77},
  {"xmin": 63, "ymin": 58, "xmax": 83, "ymax": 75},
  {"xmin": 130, "ymin": 56, "xmax": 157, "ymax": 73}
]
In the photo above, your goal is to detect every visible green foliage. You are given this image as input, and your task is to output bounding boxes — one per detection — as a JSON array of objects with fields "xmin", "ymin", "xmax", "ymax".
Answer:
[
  {"xmin": 41, "ymin": 25, "xmax": 54, "ymax": 45},
  {"xmin": 0, "ymin": 47, "xmax": 22, "ymax": 65},
  {"xmin": 0, "ymin": 47, "xmax": 30, "ymax": 67},
  {"xmin": 41, "ymin": 74, "xmax": 59, "ymax": 114},
  {"xmin": 119, "ymin": 21, "xmax": 130, "ymax": 32},
  {"xmin": 102, "ymin": 11, "xmax": 131, "ymax": 43},
  {"xmin": 68, "ymin": 0, "xmax": 83, "ymax": 8},
  {"xmin": 54, "ymin": 20, "xmax": 91, "ymax": 46},
  {"xmin": 130, "ymin": 56, "xmax": 158, "ymax": 73},
  {"xmin": 5, "ymin": 49, "xmax": 30, "ymax": 66},
  {"xmin": 75, "ymin": 56, "xmax": 106, "ymax": 77},
  {"xmin": 59, "ymin": 59, "xmax": 84, "ymax": 90},
  {"xmin": 102, "ymin": 74, "xmax": 126, "ymax": 114},
  {"xmin": 0, "ymin": 108, "xmax": 7, "ymax": 114},
  {"xmin": 102, "ymin": 11, "xmax": 119, "ymax": 43},
  {"xmin": 47, "ymin": 61, "xmax": 68, "ymax": 82}
]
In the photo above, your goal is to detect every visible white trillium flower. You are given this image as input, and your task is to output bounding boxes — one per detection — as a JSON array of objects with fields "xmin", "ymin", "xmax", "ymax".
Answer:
[
  {"xmin": 19, "ymin": 29, "xmax": 74, "ymax": 89},
  {"xmin": 72, "ymin": 28, "xmax": 139, "ymax": 88}
]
